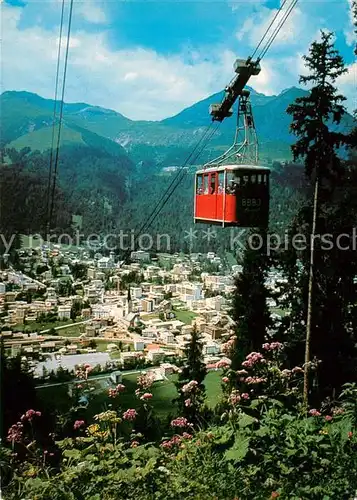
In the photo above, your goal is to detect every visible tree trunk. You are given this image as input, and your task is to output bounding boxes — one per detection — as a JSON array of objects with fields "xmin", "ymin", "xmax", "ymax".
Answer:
[{"xmin": 304, "ymin": 174, "xmax": 319, "ymax": 408}]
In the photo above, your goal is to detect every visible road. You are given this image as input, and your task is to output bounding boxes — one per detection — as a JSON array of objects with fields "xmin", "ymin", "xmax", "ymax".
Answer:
[
  {"xmin": 35, "ymin": 369, "xmax": 143, "ymax": 389},
  {"xmin": 39, "ymin": 319, "xmax": 91, "ymax": 334}
]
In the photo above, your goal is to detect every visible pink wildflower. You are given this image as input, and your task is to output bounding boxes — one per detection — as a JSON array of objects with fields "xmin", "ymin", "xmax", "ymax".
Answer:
[
  {"xmin": 131, "ymin": 440, "xmax": 139, "ymax": 448},
  {"xmin": 21, "ymin": 409, "xmax": 41, "ymax": 422},
  {"xmin": 245, "ymin": 376, "xmax": 267, "ymax": 385},
  {"xmin": 182, "ymin": 380, "xmax": 199, "ymax": 394},
  {"xmin": 229, "ymin": 390, "xmax": 241, "ymax": 406},
  {"xmin": 182, "ymin": 432, "xmax": 193, "ymax": 439},
  {"xmin": 236, "ymin": 369, "xmax": 248, "ymax": 376},
  {"xmin": 222, "ymin": 377, "xmax": 229, "ymax": 383},
  {"xmin": 140, "ymin": 392, "xmax": 153, "ymax": 401},
  {"xmin": 73, "ymin": 420, "xmax": 85, "ymax": 430},
  {"xmin": 241, "ymin": 393, "xmax": 250, "ymax": 400},
  {"xmin": 116, "ymin": 384, "xmax": 125, "ymax": 392},
  {"xmin": 348, "ymin": 432, "xmax": 353, "ymax": 439},
  {"xmin": 262, "ymin": 342, "xmax": 283, "ymax": 352},
  {"xmin": 281, "ymin": 369, "xmax": 291, "ymax": 378},
  {"xmin": 309, "ymin": 409, "xmax": 321, "ymax": 417},
  {"xmin": 325, "ymin": 415, "xmax": 333, "ymax": 422},
  {"xmin": 242, "ymin": 352, "xmax": 265, "ymax": 368},
  {"xmin": 137, "ymin": 373, "xmax": 155, "ymax": 390},
  {"xmin": 292, "ymin": 366, "xmax": 304, "ymax": 374},
  {"xmin": 123, "ymin": 409, "xmax": 138, "ymax": 421},
  {"xmin": 7, "ymin": 423, "xmax": 23, "ymax": 443},
  {"xmin": 170, "ymin": 417, "xmax": 193, "ymax": 428},
  {"xmin": 216, "ymin": 359, "xmax": 231, "ymax": 369},
  {"xmin": 184, "ymin": 398, "xmax": 192, "ymax": 407}
]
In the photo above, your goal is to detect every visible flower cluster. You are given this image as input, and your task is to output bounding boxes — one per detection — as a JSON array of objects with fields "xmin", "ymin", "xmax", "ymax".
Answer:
[
  {"xmin": 161, "ymin": 432, "xmax": 193, "ymax": 450},
  {"xmin": 21, "ymin": 410, "xmax": 41, "ymax": 422},
  {"xmin": 262, "ymin": 342, "xmax": 284, "ymax": 352},
  {"xmin": 229, "ymin": 390, "xmax": 241, "ymax": 406},
  {"xmin": 86, "ymin": 424, "xmax": 109, "ymax": 439},
  {"xmin": 184, "ymin": 398, "xmax": 192, "ymax": 407},
  {"xmin": 170, "ymin": 417, "xmax": 193, "ymax": 428},
  {"xmin": 221, "ymin": 338, "xmax": 236, "ymax": 355},
  {"xmin": 75, "ymin": 363, "xmax": 92, "ymax": 380},
  {"xmin": 137, "ymin": 372, "xmax": 155, "ymax": 390},
  {"xmin": 123, "ymin": 409, "xmax": 138, "ymax": 421},
  {"xmin": 73, "ymin": 420, "xmax": 85, "ymax": 430},
  {"xmin": 7, "ymin": 423, "xmax": 23, "ymax": 443},
  {"xmin": 140, "ymin": 392, "xmax": 153, "ymax": 401},
  {"xmin": 228, "ymin": 390, "xmax": 250, "ymax": 406},
  {"xmin": 216, "ymin": 359, "xmax": 231, "ymax": 369},
  {"xmin": 95, "ymin": 410, "xmax": 121, "ymax": 424},
  {"xmin": 108, "ymin": 384, "xmax": 125, "ymax": 398},
  {"xmin": 245, "ymin": 376, "xmax": 267, "ymax": 385},
  {"xmin": 182, "ymin": 380, "xmax": 198, "ymax": 394},
  {"xmin": 291, "ymin": 366, "xmax": 304, "ymax": 374},
  {"xmin": 236, "ymin": 369, "xmax": 248, "ymax": 376},
  {"xmin": 309, "ymin": 409, "xmax": 321, "ymax": 417},
  {"xmin": 242, "ymin": 352, "xmax": 265, "ymax": 369}
]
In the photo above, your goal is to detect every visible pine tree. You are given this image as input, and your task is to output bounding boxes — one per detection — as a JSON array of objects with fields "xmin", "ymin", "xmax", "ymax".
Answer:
[
  {"xmin": 230, "ymin": 228, "xmax": 271, "ymax": 370},
  {"xmin": 174, "ymin": 325, "xmax": 206, "ymax": 422},
  {"xmin": 285, "ymin": 31, "xmax": 357, "ymax": 404}
]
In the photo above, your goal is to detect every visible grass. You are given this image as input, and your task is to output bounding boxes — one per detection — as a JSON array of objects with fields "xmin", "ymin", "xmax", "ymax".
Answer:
[
  {"xmin": 12, "ymin": 320, "xmax": 73, "ymax": 333},
  {"xmin": 36, "ymin": 370, "xmax": 224, "ymax": 423},
  {"xmin": 173, "ymin": 310, "xmax": 197, "ymax": 325}
]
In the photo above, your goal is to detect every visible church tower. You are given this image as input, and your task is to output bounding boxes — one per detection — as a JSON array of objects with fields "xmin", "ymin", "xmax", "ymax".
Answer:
[{"xmin": 127, "ymin": 287, "xmax": 132, "ymax": 315}]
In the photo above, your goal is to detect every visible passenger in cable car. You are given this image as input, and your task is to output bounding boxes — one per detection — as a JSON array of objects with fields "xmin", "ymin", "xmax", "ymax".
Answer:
[{"xmin": 217, "ymin": 182, "xmax": 224, "ymax": 194}]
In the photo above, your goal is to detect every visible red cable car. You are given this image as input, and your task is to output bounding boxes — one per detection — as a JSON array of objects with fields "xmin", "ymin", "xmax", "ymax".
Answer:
[
  {"xmin": 194, "ymin": 88, "xmax": 270, "ymax": 228},
  {"xmin": 194, "ymin": 164, "xmax": 270, "ymax": 227}
]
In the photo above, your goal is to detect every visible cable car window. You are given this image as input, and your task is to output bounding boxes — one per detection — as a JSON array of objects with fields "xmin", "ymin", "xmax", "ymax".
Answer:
[
  {"xmin": 251, "ymin": 174, "xmax": 257, "ymax": 184},
  {"xmin": 203, "ymin": 174, "xmax": 209, "ymax": 194},
  {"xmin": 218, "ymin": 172, "xmax": 224, "ymax": 193},
  {"xmin": 210, "ymin": 173, "xmax": 216, "ymax": 194},
  {"xmin": 196, "ymin": 174, "xmax": 203, "ymax": 194},
  {"xmin": 226, "ymin": 172, "xmax": 235, "ymax": 194},
  {"xmin": 236, "ymin": 175, "xmax": 241, "ymax": 186},
  {"xmin": 242, "ymin": 175, "xmax": 249, "ymax": 186},
  {"xmin": 258, "ymin": 174, "xmax": 262, "ymax": 184},
  {"xmin": 262, "ymin": 174, "xmax": 267, "ymax": 184}
]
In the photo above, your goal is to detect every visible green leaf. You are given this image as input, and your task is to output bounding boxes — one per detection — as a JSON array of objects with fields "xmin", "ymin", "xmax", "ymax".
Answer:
[{"xmin": 224, "ymin": 434, "xmax": 250, "ymax": 462}]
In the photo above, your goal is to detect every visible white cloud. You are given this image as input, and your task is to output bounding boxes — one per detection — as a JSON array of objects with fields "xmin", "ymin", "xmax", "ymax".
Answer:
[
  {"xmin": 1, "ymin": 3, "xmax": 236, "ymax": 120},
  {"xmin": 75, "ymin": 1, "xmax": 107, "ymax": 24},
  {"xmin": 338, "ymin": 62, "xmax": 357, "ymax": 113}
]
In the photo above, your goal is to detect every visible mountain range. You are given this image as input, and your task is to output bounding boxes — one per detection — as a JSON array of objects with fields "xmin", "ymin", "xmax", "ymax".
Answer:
[{"xmin": 1, "ymin": 87, "xmax": 354, "ymax": 245}]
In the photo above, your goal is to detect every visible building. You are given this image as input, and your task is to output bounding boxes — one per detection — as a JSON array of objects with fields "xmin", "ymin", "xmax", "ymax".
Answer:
[
  {"xmin": 147, "ymin": 349, "xmax": 166, "ymax": 363},
  {"xmin": 141, "ymin": 298, "xmax": 155, "ymax": 313},
  {"xmin": 160, "ymin": 331, "xmax": 175, "ymax": 344},
  {"xmin": 134, "ymin": 338, "xmax": 145, "ymax": 351},
  {"xmin": 176, "ymin": 282, "xmax": 203, "ymax": 302},
  {"xmin": 130, "ymin": 287, "xmax": 142, "ymax": 299},
  {"xmin": 160, "ymin": 363, "xmax": 176, "ymax": 376},
  {"xmin": 58, "ymin": 305, "xmax": 71, "ymax": 320},
  {"xmin": 131, "ymin": 250, "xmax": 150, "ymax": 262},
  {"xmin": 110, "ymin": 371, "xmax": 123, "ymax": 384}
]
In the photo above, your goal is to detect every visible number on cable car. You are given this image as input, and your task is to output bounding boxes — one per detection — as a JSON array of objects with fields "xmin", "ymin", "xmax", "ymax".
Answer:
[{"xmin": 194, "ymin": 165, "xmax": 270, "ymax": 227}]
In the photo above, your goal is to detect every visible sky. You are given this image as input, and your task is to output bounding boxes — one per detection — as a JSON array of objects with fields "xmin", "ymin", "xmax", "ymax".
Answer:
[{"xmin": 2, "ymin": 0, "xmax": 356, "ymax": 120}]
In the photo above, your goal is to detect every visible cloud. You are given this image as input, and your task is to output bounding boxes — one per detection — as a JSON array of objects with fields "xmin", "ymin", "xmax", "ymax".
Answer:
[
  {"xmin": 338, "ymin": 62, "xmax": 357, "ymax": 113},
  {"xmin": 74, "ymin": 1, "xmax": 107, "ymax": 25},
  {"xmin": 1, "ymin": 3, "xmax": 236, "ymax": 120},
  {"xmin": 2, "ymin": 1, "xmax": 355, "ymax": 120}
]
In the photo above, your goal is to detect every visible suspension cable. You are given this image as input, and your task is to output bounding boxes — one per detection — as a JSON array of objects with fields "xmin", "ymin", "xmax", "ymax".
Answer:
[
  {"xmin": 143, "ymin": 123, "xmax": 220, "ymax": 232},
  {"xmin": 119, "ymin": 122, "xmax": 220, "ymax": 263},
  {"xmin": 48, "ymin": 0, "xmax": 74, "ymax": 232},
  {"xmin": 46, "ymin": 0, "xmax": 66, "ymax": 235},
  {"xmin": 132, "ymin": 122, "xmax": 216, "ymax": 237},
  {"xmin": 257, "ymin": 0, "xmax": 299, "ymax": 61},
  {"xmin": 249, "ymin": 0, "xmax": 290, "ymax": 61}
]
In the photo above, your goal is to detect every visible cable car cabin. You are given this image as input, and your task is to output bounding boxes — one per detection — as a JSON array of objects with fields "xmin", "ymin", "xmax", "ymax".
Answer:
[{"xmin": 194, "ymin": 165, "xmax": 270, "ymax": 228}]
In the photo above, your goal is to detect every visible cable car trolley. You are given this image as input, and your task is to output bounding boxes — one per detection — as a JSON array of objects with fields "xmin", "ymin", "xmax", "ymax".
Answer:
[{"xmin": 194, "ymin": 89, "xmax": 270, "ymax": 228}]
